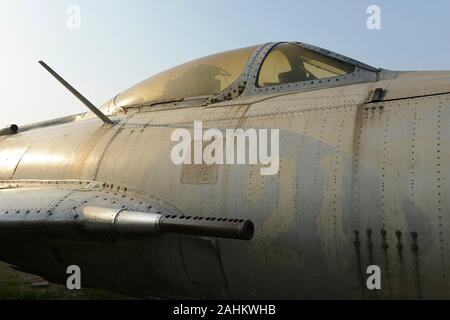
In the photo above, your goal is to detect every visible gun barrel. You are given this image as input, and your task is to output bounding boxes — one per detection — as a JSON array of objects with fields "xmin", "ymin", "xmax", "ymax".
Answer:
[
  {"xmin": 83, "ymin": 207, "xmax": 254, "ymax": 241},
  {"xmin": 159, "ymin": 215, "xmax": 254, "ymax": 240}
]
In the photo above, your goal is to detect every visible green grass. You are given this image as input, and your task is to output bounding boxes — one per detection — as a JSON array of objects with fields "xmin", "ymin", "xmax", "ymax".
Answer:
[{"xmin": 0, "ymin": 262, "xmax": 128, "ymax": 300}]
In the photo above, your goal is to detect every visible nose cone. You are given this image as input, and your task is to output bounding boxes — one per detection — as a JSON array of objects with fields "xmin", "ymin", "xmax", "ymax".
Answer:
[{"xmin": 380, "ymin": 70, "xmax": 450, "ymax": 100}]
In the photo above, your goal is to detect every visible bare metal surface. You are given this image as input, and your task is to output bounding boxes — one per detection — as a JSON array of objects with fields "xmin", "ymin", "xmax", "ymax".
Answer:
[{"xmin": 0, "ymin": 42, "xmax": 449, "ymax": 299}]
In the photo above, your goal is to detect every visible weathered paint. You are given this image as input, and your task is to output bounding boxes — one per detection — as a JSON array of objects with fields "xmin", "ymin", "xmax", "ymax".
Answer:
[{"xmin": 0, "ymin": 42, "xmax": 450, "ymax": 299}]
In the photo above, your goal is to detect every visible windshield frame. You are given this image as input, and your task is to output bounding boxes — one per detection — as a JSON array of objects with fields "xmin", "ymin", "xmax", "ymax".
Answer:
[{"xmin": 240, "ymin": 42, "xmax": 379, "ymax": 98}]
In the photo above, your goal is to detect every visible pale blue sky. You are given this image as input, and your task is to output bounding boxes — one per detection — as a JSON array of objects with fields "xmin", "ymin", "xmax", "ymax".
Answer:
[{"xmin": 1, "ymin": 0, "xmax": 450, "ymax": 127}]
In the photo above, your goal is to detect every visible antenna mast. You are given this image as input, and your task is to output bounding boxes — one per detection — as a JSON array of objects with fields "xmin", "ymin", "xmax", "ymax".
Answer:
[{"xmin": 39, "ymin": 61, "xmax": 113, "ymax": 125}]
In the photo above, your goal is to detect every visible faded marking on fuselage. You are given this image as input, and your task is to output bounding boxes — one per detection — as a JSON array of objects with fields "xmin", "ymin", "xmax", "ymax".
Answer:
[
  {"xmin": 180, "ymin": 141, "xmax": 219, "ymax": 185},
  {"xmin": 180, "ymin": 164, "xmax": 219, "ymax": 185},
  {"xmin": 179, "ymin": 105, "xmax": 251, "ymax": 185}
]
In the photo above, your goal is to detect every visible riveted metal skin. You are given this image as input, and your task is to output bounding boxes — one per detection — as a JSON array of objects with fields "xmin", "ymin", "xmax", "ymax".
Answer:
[{"xmin": 1, "ymin": 41, "xmax": 450, "ymax": 299}]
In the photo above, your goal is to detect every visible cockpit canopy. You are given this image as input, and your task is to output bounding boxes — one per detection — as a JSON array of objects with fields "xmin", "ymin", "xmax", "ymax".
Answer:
[
  {"xmin": 114, "ymin": 45, "xmax": 259, "ymax": 108},
  {"xmin": 108, "ymin": 42, "xmax": 376, "ymax": 110},
  {"xmin": 258, "ymin": 43, "xmax": 355, "ymax": 87}
]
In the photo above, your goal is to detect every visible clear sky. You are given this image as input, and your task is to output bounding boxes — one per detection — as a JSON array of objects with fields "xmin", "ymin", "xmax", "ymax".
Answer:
[{"xmin": 1, "ymin": 0, "xmax": 450, "ymax": 127}]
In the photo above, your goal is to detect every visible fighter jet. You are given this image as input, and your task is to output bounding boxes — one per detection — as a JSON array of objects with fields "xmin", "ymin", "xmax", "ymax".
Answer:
[{"xmin": 0, "ymin": 41, "xmax": 449, "ymax": 299}]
